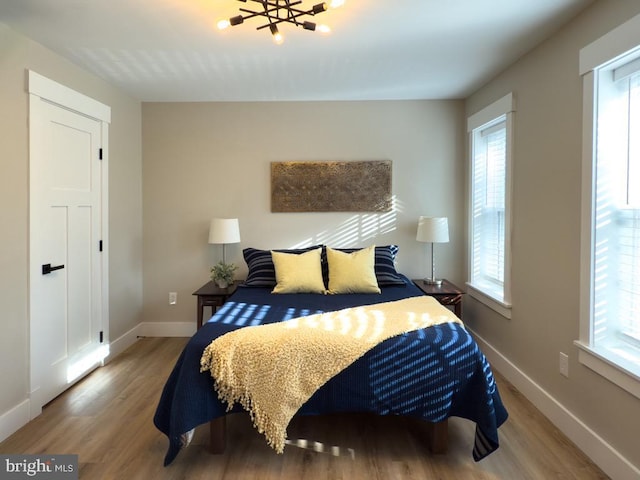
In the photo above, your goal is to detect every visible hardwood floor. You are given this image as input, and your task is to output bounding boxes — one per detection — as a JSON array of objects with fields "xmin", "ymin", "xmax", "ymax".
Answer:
[{"xmin": 0, "ymin": 337, "xmax": 609, "ymax": 479}]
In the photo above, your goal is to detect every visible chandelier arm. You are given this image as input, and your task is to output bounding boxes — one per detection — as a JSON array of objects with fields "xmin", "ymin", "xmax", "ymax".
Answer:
[
  {"xmin": 262, "ymin": 0, "xmax": 278, "ymax": 27},
  {"xmin": 238, "ymin": 3, "xmax": 282, "ymax": 16},
  {"xmin": 263, "ymin": 0, "xmax": 311, "ymax": 24},
  {"xmin": 237, "ymin": 2, "xmax": 286, "ymax": 16},
  {"xmin": 255, "ymin": 16, "xmax": 303, "ymax": 29},
  {"xmin": 281, "ymin": 6, "xmax": 316, "ymax": 16},
  {"xmin": 258, "ymin": 0, "xmax": 304, "ymax": 8},
  {"xmin": 237, "ymin": 9, "xmax": 268, "ymax": 21},
  {"xmin": 237, "ymin": 7, "xmax": 290, "ymax": 23},
  {"xmin": 242, "ymin": 0, "xmax": 315, "ymax": 19},
  {"xmin": 258, "ymin": 10, "xmax": 312, "ymax": 28},
  {"xmin": 228, "ymin": 0, "xmax": 331, "ymax": 37}
]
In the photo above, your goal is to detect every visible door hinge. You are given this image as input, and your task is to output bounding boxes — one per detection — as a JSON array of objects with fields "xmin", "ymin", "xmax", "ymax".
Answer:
[
  {"xmin": 99, "ymin": 331, "xmax": 104, "ymax": 343},
  {"xmin": 99, "ymin": 240, "xmax": 103, "ymax": 252},
  {"xmin": 99, "ymin": 148, "xmax": 103, "ymax": 160}
]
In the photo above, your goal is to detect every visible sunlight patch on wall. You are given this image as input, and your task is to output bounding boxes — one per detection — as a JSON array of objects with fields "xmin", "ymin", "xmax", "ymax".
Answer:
[{"xmin": 291, "ymin": 195, "xmax": 402, "ymax": 248}]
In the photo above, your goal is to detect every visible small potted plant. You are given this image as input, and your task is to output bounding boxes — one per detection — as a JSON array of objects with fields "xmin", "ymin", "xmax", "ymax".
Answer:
[{"xmin": 210, "ymin": 261, "xmax": 238, "ymax": 288}]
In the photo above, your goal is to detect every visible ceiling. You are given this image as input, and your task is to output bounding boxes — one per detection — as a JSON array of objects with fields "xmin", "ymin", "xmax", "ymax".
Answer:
[{"xmin": 0, "ymin": 0, "xmax": 595, "ymax": 102}]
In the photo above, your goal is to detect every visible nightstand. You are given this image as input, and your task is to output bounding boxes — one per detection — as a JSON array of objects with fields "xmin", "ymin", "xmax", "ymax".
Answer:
[
  {"xmin": 192, "ymin": 280, "xmax": 240, "ymax": 329},
  {"xmin": 412, "ymin": 279, "xmax": 464, "ymax": 319}
]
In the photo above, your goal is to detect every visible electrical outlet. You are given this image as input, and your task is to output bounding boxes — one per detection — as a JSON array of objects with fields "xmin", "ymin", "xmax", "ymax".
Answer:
[
  {"xmin": 559, "ymin": 352, "xmax": 569, "ymax": 377},
  {"xmin": 169, "ymin": 292, "xmax": 177, "ymax": 305}
]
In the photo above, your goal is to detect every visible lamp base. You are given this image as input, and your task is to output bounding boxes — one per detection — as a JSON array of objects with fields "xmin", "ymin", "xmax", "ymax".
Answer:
[{"xmin": 423, "ymin": 278, "xmax": 443, "ymax": 286}]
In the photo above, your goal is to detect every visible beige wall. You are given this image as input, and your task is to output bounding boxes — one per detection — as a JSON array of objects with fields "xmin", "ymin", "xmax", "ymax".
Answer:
[
  {"xmin": 465, "ymin": 1, "xmax": 640, "ymax": 471},
  {"xmin": 0, "ymin": 24, "xmax": 142, "ymax": 416},
  {"xmin": 141, "ymin": 101, "xmax": 466, "ymax": 326}
]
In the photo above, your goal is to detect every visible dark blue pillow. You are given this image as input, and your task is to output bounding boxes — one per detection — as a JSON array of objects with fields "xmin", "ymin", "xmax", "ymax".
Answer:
[
  {"xmin": 321, "ymin": 245, "xmax": 406, "ymax": 286},
  {"xmin": 243, "ymin": 246, "xmax": 323, "ymax": 287}
]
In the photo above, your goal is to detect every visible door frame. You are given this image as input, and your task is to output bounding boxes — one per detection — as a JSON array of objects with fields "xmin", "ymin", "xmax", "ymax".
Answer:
[{"xmin": 27, "ymin": 70, "xmax": 111, "ymax": 418}]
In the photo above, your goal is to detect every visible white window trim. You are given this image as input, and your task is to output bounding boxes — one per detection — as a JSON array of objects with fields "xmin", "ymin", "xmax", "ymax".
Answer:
[
  {"xmin": 574, "ymin": 342, "xmax": 640, "ymax": 399},
  {"xmin": 579, "ymin": 12, "xmax": 640, "ymax": 400},
  {"xmin": 467, "ymin": 92, "xmax": 515, "ymax": 319},
  {"xmin": 466, "ymin": 283, "xmax": 512, "ymax": 319}
]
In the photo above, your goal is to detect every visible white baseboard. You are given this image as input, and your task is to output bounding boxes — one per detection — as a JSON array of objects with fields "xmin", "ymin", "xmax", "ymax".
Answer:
[
  {"xmin": 137, "ymin": 321, "xmax": 195, "ymax": 338},
  {"xmin": 104, "ymin": 321, "xmax": 194, "ymax": 362},
  {"xmin": 471, "ymin": 328, "xmax": 640, "ymax": 480},
  {"xmin": 104, "ymin": 323, "xmax": 142, "ymax": 364},
  {"xmin": 0, "ymin": 399, "xmax": 30, "ymax": 443},
  {"xmin": 104, "ymin": 321, "xmax": 194, "ymax": 364}
]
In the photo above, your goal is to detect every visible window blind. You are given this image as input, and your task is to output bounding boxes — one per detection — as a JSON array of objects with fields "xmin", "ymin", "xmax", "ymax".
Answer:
[
  {"xmin": 471, "ymin": 119, "xmax": 507, "ymax": 297},
  {"xmin": 594, "ymin": 70, "xmax": 640, "ymax": 347}
]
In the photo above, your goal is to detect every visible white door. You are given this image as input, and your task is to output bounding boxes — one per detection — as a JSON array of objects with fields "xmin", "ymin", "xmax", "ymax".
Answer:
[{"xmin": 29, "ymin": 72, "xmax": 110, "ymax": 416}]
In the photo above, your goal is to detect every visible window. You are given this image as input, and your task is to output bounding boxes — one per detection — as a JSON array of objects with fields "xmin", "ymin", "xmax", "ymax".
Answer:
[
  {"xmin": 578, "ymin": 13, "xmax": 640, "ymax": 399},
  {"xmin": 467, "ymin": 93, "xmax": 514, "ymax": 318},
  {"xmin": 594, "ymin": 68, "xmax": 640, "ymax": 348}
]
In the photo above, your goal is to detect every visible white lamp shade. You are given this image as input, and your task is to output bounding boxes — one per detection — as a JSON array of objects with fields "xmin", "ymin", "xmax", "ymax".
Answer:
[
  {"xmin": 208, "ymin": 218, "xmax": 241, "ymax": 244},
  {"xmin": 416, "ymin": 216, "xmax": 449, "ymax": 243}
]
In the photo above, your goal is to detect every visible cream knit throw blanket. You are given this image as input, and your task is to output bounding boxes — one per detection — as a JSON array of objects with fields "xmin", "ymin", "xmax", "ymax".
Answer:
[{"xmin": 200, "ymin": 295, "xmax": 463, "ymax": 453}]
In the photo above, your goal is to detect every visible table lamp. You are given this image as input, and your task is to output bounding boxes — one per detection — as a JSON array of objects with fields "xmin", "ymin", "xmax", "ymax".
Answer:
[
  {"xmin": 208, "ymin": 218, "xmax": 241, "ymax": 264},
  {"xmin": 416, "ymin": 216, "xmax": 449, "ymax": 285}
]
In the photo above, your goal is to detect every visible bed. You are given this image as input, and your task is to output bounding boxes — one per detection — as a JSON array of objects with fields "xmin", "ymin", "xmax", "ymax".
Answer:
[{"xmin": 153, "ymin": 245, "xmax": 508, "ymax": 466}]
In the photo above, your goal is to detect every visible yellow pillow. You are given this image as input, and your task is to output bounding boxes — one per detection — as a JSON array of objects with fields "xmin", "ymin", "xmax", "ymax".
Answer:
[
  {"xmin": 326, "ymin": 245, "xmax": 381, "ymax": 294},
  {"xmin": 271, "ymin": 248, "xmax": 326, "ymax": 294}
]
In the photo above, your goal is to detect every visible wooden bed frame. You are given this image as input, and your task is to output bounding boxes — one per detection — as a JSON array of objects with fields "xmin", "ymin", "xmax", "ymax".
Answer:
[{"xmin": 207, "ymin": 416, "xmax": 448, "ymax": 454}]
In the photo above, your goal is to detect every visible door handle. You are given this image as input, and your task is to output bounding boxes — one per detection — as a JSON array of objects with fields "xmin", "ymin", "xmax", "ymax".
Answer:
[{"xmin": 42, "ymin": 263, "xmax": 65, "ymax": 275}]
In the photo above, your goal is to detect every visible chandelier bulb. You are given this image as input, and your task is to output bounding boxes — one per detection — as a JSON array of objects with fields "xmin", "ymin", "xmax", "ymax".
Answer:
[
  {"xmin": 270, "ymin": 24, "xmax": 284, "ymax": 44},
  {"xmin": 217, "ymin": 19, "xmax": 230, "ymax": 30},
  {"xmin": 329, "ymin": 0, "xmax": 345, "ymax": 8}
]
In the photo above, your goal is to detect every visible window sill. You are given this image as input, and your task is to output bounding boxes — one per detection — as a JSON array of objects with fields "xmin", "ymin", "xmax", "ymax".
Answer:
[
  {"xmin": 466, "ymin": 283, "xmax": 512, "ymax": 319},
  {"xmin": 574, "ymin": 341, "xmax": 640, "ymax": 400}
]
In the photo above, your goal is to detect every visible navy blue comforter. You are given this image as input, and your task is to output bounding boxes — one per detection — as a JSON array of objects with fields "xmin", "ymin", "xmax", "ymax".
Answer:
[{"xmin": 153, "ymin": 279, "xmax": 507, "ymax": 465}]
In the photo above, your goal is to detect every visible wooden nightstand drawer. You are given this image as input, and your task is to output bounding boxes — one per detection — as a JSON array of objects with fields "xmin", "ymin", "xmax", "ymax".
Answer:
[
  {"xmin": 412, "ymin": 279, "xmax": 464, "ymax": 319},
  {"xmin": 192, "ymin": 280, "xmax": 241, "ymax": 329}
]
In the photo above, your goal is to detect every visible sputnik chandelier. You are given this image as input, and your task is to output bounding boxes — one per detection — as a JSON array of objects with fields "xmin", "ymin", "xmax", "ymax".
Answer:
[{"xmin": 218, "ymin": 0, "xmax": 345, "ymax": 44}]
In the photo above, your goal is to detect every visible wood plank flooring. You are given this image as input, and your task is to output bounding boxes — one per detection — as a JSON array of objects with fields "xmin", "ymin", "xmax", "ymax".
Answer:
[{"xmin": 0, "ymin": 337, "xmax": 609, "ymax": 479}]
